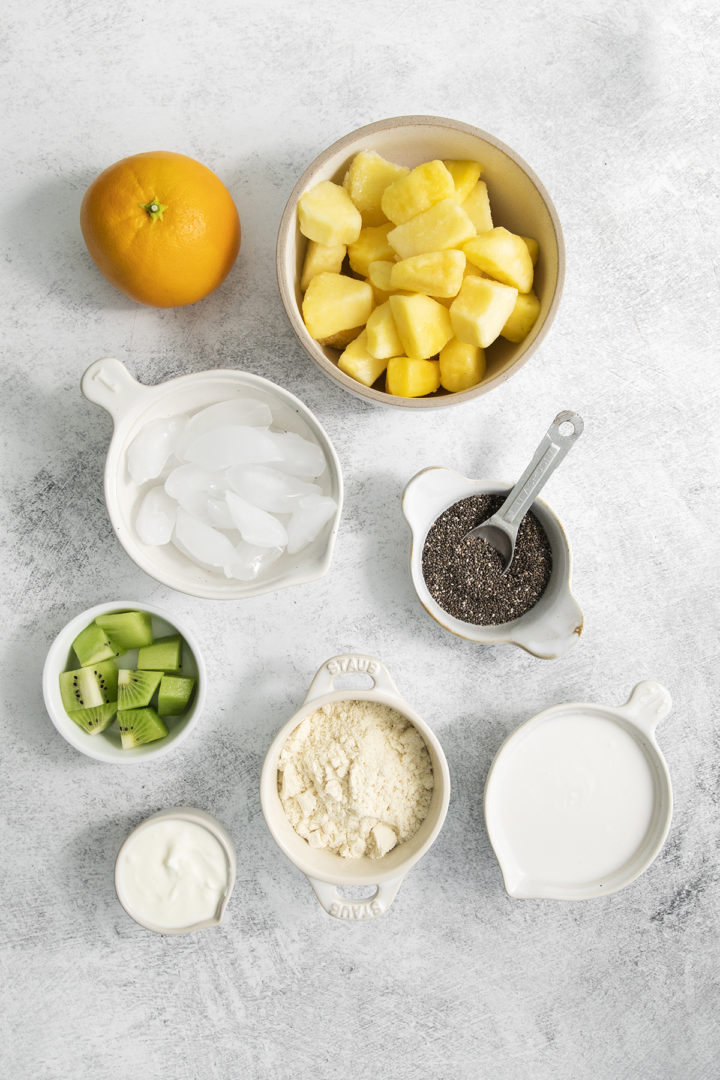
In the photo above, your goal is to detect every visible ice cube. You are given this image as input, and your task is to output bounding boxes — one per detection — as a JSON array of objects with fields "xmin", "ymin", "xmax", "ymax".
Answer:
[
  {"xmin": 265, "ymin": 432, "xmax": 327, "ymax": 478},
  {"xmin": 224, "ymin": 541, "xmax": 284, "ymax": 581},
  {"xmin": 126, "ymin": 416, "xmax": 186, "ymax": 485},
  {"xmin": 135, "ymin": 486, "xmax": 177, "ymax": 546},
  {"xmin": 226, "ymin": 465, "xmax": 321, "ymax": 512},
  {"xmin": 182, "ymin": 426, "xmax": 282, "ymax": 470},
  {"xmin": 206, "ymin": 496, "xmax": 235, "ymax": 530},
  {"xmin": 225, "ymin": 490, "xmax": 288, "ymax": 548},
  {"xmin": 164, "ymin": 463, "xmax": 225, "ymax": 501},
  {"xmin": 175, "ymin": 398, "xmax": 273, "ymax": 456},
  {"xmin": 286, "ymin": 495, "xmax": 337, "ymax": 554},
  {"xmin": 174, "ymin": 508, "xmax": 239, "ymax": 569}
]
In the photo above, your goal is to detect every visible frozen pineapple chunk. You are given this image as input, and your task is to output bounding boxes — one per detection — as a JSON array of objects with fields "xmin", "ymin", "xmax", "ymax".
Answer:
[
  {"xmin": 449, "ymin": 276, "xmax": 518, "ymax": 348},
  {"xmin": 461, "ymin": 181, "xmax": 493, "ymax": 233},
  {"xmin": 464, "ymin": 227, "xmax": 534, "ymax": 293},
  {"xmin": 439, "ymin": 338, "xmax": 486, "ymax": 392},
  {"xmin": 338, "ymin": 330, "xmax": 389, "ymax": 387},
  {"xmin": 390, "ymin": 250, "xmax": 466, "ymax": 298},
  {"xmin": 347, "ymin": 223, "xmax": 395, "ymax": 277},
  {"xmin": 367, "ymin": 259, "xmax": 395, "ymax": 293},
  {"xmin": 298, "ymin": 181, "xmax": 362, "ymax": 245},
  {"xmin": 443, "ymin": 160, "xmax": 484, "ymax": 203},
  {"xmin": 389, "ymin": 293, "xmax": 453, "ymax": 359},
  {"xmin": 300, "ymin": 240, "xmax": 346, "ymax": 292},
  {"xmin": 386, "ymin": 357, "xmax": 441, "ymax": 398},
  {"xmin": 302, "ymin": 272, "xmax": 374, "ymax": 341},
  {"xmin": 501, "ymin": 290, "xmax": 541, "ymax": 342},
  {"xmin": 381, "ymin": 160, "xmax": 455, "ymax": 225},
  {"xmin": 388, "ymin": 199, "xmax": 476, "ymax": 259},
  {"xmin": 343, "ymin": 151, "xmax": 408, "ymax": 226},
  {"xmin": 366, "ymin": 301, "xmax": 404, "ymax": 359},
  {"xmin": 521, "ymin": 236, "xmax": 539, "ymax": 266}
]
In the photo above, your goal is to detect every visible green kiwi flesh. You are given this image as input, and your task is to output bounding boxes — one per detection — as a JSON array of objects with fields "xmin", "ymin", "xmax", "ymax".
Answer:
[
  {"xmin": 95, "ymin": 611, "xmax": 154, "ymax": 652},
  {"xmin": 72, "ymin": 622, "xmax": 117, "ymax": 666},
  {"xmin": 117, "ymin": 707, "xmax": 169, "ymax": 750},
  {"xmin": 67, "ymin": 701, "xmax": 117, "ymax": 735},
  {"xmin": 157, "ymin": 675, "xmax": 196, "ymax": 716},
  {"xmin": 59, "ymin": 660, "xmax": 119, "ymax": 712},
  {"xmin": 117, "ymin": 668, "xmax": 163, "ymax": 709},
  {"xmin": 137, "ymin": 635, "xmax": 182, "ymax": 673}
]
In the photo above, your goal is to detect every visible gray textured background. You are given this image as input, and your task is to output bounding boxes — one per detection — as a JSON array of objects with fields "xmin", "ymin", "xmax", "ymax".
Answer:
[{"xmin": 1, "ymin": 1, "xmax": 719, "ymax": 1077}]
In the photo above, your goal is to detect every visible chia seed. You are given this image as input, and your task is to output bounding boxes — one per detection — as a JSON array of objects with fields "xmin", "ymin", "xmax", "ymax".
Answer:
[{"xmin": 421, "ymin": 494, "xmax": 553, "ymax": 626}]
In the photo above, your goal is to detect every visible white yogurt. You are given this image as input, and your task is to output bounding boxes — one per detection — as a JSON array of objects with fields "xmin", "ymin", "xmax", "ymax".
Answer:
[
  {"xmin": 488, "ymin": 711, "xmax": 657, "ymax": 890},
  {"xmin": 116, "ymin": 818, "xmax": 230, "ymax": 930}
]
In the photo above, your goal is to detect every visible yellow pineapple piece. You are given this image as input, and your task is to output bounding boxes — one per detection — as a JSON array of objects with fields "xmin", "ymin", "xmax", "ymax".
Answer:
[
  {"xmin": 366, "ymin": 301, "xmax": 404, "ymax": 359},
  {"xmin": 389, "ymin": 293, "xmax": 453, "ymax": 359},
  {"xmin": 388, "ymin": 199, "xmax": 475, "ymax": 259},
  {"xmin": 461, "ymin": 181, "xmax": 493, "ymax": 233},
  {"xmin": 449, "ymin": 276, "xmax": 518, "ymax": 348},
  {"xmin": 367, "ymin": 259, "xmax": 395, "ymax": 293},
  {"xmin": 443, "ymin": 160, "xmax": 484, "ymax": 203},
  {"xmin": 338, "ymin": 330, "xmax": 389, "ymax": 387},
  {"xmin": 298, "ymin": 181, "xmax": 362, "ymax": 245},
  {"xmin": 390, "ymin": 250, "xmax": 466, "ymax": 298},
  {"xmin": 317, "ymin": 327, "xmax": 364, "ymax": 349},
  {"xmin": 300, "ymin": 240, "xmax": 346, "ymax": 292},
  {"xmin": 380, "ymin": 160, "xmax": 455, "ymax": 225},
  {"xmin": 463, "ymin": 227, "xmax": 534, "ymax": 293},
  {"xmin": 347, "ymin": 223, "xmax": 395, "ymax": 277},
  {"xmin": 386, "ymin": 357, "xmax": 441, "ymax": 398},
  {"xmin": 463, "ymin": 262, "xmax": 489, "ymax": 279},
  {"xmin": 501, "ymin": 291, "xmax": 541, "ymax": 342},
  {"xmin": 343, "ymin": 151, "xmax": 408, "ymax": 227},
  {"xmin": 439, "ymin": 338, "xmax": 486, "ymax": 392},
  {"xmin": 302, "ymin": 272, "xmax": 374, "ymax": 341},
  {"xmin": 521, "ymin": 236, "xmax": 539, "ymax": 266}
]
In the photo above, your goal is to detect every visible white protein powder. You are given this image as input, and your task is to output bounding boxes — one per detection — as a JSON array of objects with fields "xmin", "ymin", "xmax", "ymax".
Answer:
[{"xmin": 277, "ymin": 699, "xmax": 434, "ymax": 859}]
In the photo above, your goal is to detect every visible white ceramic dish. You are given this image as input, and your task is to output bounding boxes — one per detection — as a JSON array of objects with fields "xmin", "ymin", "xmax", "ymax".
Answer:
[
  {"xmin": 260, "ymin": 654, "xmax": 450, "ymax": 919},
  {"xmin": 115, "ymin": 807, "xmax": 236, "ymax": 933},
  {"xmin": 484, "ymin": 682, "xmax": 673, "ymax": 900},
  {"xmin": 277, "ymin": 114, "xmax": 565, "ymax": 408},
  {"xmin": 81, "ymin": 357, "xmax": 343, "ymax": 599},
  {"xmin": 43, "ymin": 599, "xmax": 206, "ymax": 764},
  {"xmin": 402, "ymin": 467, "xmax": 582, "ymax": 658}
]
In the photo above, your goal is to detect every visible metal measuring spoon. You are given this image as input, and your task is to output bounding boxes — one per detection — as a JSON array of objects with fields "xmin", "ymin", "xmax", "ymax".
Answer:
[{"xmin": 464, "ymin": 411, "xmax": 584, "ymax": 572}]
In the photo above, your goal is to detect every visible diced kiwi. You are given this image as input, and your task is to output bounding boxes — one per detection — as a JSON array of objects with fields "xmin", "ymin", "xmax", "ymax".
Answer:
[
  {"xmin": 95, "ymin": 611, "xmax": 154, "ymax": 652},
  {"xmin": 72, "ymin": 622, "xmax": 117, "ymax": 666},
  {"xmin": 67, "ymin": 701, "xmax": 117, "ymax": 735},
  {"xmin": 118, "ymin": 668, "xmax": 163, "ymax": 710},
  {"xmin": 117, "ymin": 707, "xmax": 169, "ymax": 750},
  {"xmin": 157, "ymin": 675, "xmax": 196, "ymax": 716},
  {"xmin": 59, "ymin": 660, "xmax": 118, "ymax": 712},
  {"xmin": 137, "ymin": 634, "xmax": 182, "ymax": 673}
]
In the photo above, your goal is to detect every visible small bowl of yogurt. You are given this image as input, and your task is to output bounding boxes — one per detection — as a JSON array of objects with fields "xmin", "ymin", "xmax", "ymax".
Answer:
[{"xmin": 115, "ymin": 807, "xmax": 236, "ymax": 934}]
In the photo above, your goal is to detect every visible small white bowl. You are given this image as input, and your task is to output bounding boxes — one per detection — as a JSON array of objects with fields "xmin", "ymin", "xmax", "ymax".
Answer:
[
  {"xmin": 402, "ymin": 467, "xmax": 583, "ymax": 658},
  {"xmin": 277, "ymin": 114, "xmax": 565, "ymax": 409},
  {"xmin": 81, "ymin": 357, "xmax": 343, "ymax": 599},
  {"xmin": 115, "ymin": 807, "xmax": 236, "ymax": 933},
  {"xmin": 484, "ymin": 682, "xmax": 673, "ymax": 899},
  {"xmin": 260, "ymin": 654, "xmax": 450, "ymax": 919},
  {"xmin": 43, "ymin": 599, "xmax": 206, "ymax": 763}
]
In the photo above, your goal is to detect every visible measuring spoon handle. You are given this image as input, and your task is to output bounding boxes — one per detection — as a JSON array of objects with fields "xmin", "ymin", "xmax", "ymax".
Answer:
[{"xmin": 495, "ymin": 411, "xmax": 584, "ymax": 528}]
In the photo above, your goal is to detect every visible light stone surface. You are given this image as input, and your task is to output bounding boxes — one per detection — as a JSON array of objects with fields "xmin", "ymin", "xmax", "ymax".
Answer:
[{"xmin": 1, "ymin": 1, "xmax": 719, "ymax": 1077}]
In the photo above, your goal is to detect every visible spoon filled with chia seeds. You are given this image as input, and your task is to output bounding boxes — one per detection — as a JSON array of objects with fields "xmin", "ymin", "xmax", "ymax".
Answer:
[{"xmin": 465, "ymin": 411, "xmax": 583, "ymax": 573}]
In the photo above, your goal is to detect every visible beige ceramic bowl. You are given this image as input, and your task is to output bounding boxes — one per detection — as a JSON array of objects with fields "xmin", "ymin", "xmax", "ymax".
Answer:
[{"xmin": 277, "ymin": 115, "xmax": 564, "ymax": 409}]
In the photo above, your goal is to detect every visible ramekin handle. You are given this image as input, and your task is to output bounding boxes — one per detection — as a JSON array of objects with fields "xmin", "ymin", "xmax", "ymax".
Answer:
[
  {"xmin": 401, "ymin": 466, "xmax": 458, "ymax": 533},
  {"xmin": 308, "ymin": 876, "xmax": 404, "ymax": 919},
  {"xmin": 618, "ymin": 681, "xmax": 672, "ymax": 733},
  {"xmin": 81, "ymin": 357, "xmax": 152, "ymax": 422},
  {"xmin": 303, "ymin": 654, "xmax": 401, "ymax": 704},
  {"xmin": 511, "ymin": 589, "xmax": 584, "ymax": 659}
]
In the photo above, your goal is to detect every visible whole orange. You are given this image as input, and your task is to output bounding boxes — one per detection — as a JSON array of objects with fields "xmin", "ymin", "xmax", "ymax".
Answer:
[{"xmin": 80, "ymin": 150, "xmax": 241, "ymax": 307}]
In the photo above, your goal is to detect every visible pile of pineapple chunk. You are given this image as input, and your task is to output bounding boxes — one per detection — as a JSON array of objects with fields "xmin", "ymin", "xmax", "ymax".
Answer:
[{"xmin": 297, "ymin": 151, "xmax": 541, "ymax": 399}]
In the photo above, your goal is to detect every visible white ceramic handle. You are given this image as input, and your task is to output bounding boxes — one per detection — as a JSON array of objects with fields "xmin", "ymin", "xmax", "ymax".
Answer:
[
  {"xmin": 303, "ymin": 654, "xmax": 401, "ymax": 704},
  {"xmin": 308, "ymin": 876, "xmax": 404, "ymax": 920},
  {"xmin": 402, "ymin": 467, "xmax": 463, "ymax": 533},
  {"xmin": 619, "ymin": 681, "xmax": 672, "ymax": 733},
  {"xmin": 494, "ymin": 411, "xmax": 583, "ymax": 528},
  {"xmin": 81, "ymin": 357, "xmax": 152, "ymax": 422},
  {"xmin": 511, "ymin": 589, "xmax": 584, "ymax": 659}
]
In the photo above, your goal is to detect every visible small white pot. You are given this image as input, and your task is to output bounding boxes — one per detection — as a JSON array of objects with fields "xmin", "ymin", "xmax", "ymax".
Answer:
[
  {"xmin": 402, "ymin": 466, "xmax": 583, "ymax": 658},
  {"xmin": 81, "ymin": 357, "xmax": 343, "ymax": 600},
  {"xmin": 260, "ymin": 654, "xmax": 450, "ymax": 920},
  {"xmin": 115, "ymin": 807, "xmax": 236, "ymax": 933}
]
